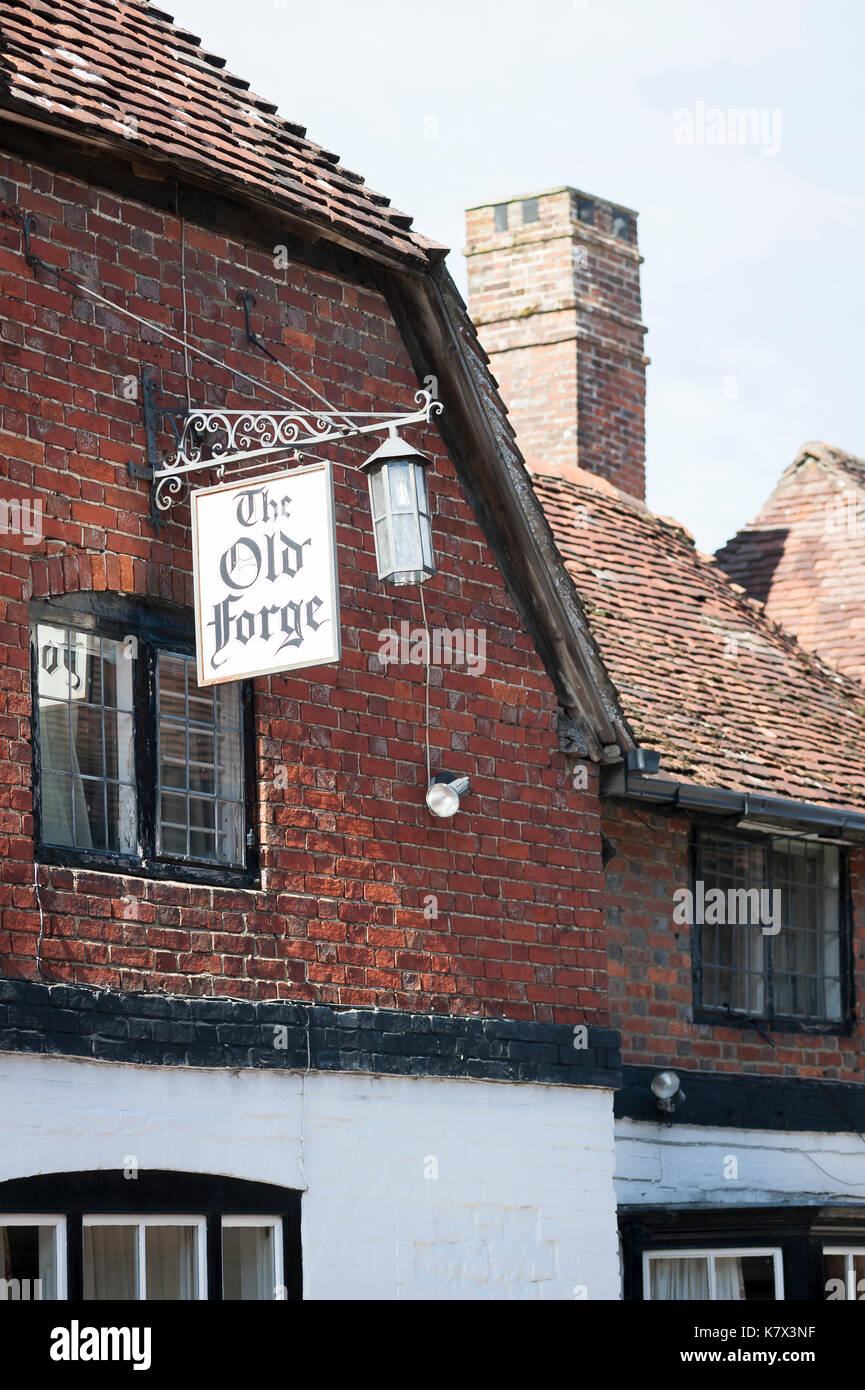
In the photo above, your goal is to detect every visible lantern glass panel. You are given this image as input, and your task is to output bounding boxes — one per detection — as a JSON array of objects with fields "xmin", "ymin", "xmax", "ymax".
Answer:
[
  {"xmin": 421, "ymin": 515, "xmax": 434, "ymax": 569},
  {"xmin": 392, "ymin": 511, "xmax": 420, "ymax": 571},
  {"xmin": 414, "ymin": 464, "xmax": 429, "ymax": 517},
  {"xmin": 388, "ymin": 459, "xmax": 415, "ymax": 512},
  {"xmin": 369, "ymin": 466, "xmax": 387, "ymax": 521},
  {"xmin": 374, "ymin": 516, "xmax": 394, "ymax": 575}
]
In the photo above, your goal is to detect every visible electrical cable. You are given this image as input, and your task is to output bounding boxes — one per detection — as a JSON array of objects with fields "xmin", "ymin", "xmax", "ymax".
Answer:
[
  {"xmin": 14, "ymin": 212, "xmax": 318, "ymax": 412},
  {"xmin": 419, "ymin": 583, "xmax": 432, "ymax": 788},
  {"xmin": 33, "ymin": 860, "xmax": 47, "ymax": 982}
]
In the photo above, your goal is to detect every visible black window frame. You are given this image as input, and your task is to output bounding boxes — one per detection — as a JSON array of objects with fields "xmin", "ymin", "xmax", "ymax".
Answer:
[
  {"xmin": 690, "ymin": 823, "xmax": 853, "ymax": 1035},
  {"xmin": 619, "ymin": 1204, "xmax": 865, "ymax": 1301},
  {"xmin": 31, "ymin": 593, "xmax": 259, "ymax": 889},
  {"xmin": 0, "ymin": 1169, "xmax": 302, "ymax": 1301}
]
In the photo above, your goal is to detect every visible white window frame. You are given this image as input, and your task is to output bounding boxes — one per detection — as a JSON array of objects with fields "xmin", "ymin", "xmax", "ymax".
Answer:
[
  {"xmin": 82, "ymin": 1214, "xmax": 207, "ymax": 1300},
  {"xmin": 0, "ymin": 1214, "xmax": 67, "ymax": 1300},
  {"xmin": 824, "ymin": 1246, "xmax": 865, "ymax": 1301},
  {"xmin": 221, "ymin": 1215, "xmax": 284, "ymax": 1300},
  {"xmin": 643, "ymin": 1247, "xmax": 784, "ymax": 1300}
]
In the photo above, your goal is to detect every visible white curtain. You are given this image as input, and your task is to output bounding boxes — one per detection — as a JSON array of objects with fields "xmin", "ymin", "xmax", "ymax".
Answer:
[
  {"xmin": 650, "ymin": 1255, "xmax": 749, "ymax": 1299},
  {"xmin": 38, "ymin": 1225, "xmax": 57, "ymax": 1299},
  {"xmin": 83, "ymin": 1225, "xmax": 137, "ymax": 1300},
  {"xmin": 145, "ymin": 1226, "xmax": 196, "ymax": 1300},
  {"xmin": 223, "ymin": 1226, "xmax": 275, "ymax": 1300},
  {"xmin": 649, "ymin": 1257, "xmax": 710, "ymax": 1299},
  {"xmin": 39, "ymin": 700, "xmax": 93, "ymax": 849},
  {"xmin": 715, "ymin": 1257, "xmax": 747, "ymax": 1299}
]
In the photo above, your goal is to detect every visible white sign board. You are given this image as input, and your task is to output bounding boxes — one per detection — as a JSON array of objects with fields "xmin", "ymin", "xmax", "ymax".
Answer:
[{"xmin": 191, "ymin": 462, "xmax": 341, "ymax": 687}]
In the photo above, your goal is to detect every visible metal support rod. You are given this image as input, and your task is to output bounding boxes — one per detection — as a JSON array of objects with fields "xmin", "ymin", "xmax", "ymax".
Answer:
[{"xmin": 151, "ymin": 391, "xmax": 443, "ymax": 517}]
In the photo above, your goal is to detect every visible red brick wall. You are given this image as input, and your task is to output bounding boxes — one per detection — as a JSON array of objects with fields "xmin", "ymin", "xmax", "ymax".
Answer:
[
  {"xmin": 603, "ymin": 799, "xmax": 865, "ymax": 1081},
  {"xmin": 465, "ymin": 188, "xmax": 647, "ymax": 500},
  {"xmin": 0, "ymin": 148, "xmax": 607, "ymax": 1023}
]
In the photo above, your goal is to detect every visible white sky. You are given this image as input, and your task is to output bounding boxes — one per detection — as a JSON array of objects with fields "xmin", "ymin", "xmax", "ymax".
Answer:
[{"xmin": 167, "ymin": 0, "xmax": 864, "ymax": 553}]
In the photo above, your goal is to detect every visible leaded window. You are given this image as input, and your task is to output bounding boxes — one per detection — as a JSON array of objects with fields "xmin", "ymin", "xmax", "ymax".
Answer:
[
  {"xmin": 32, "ymin": 597, "xmax": 254, "ymax": 884},
  {"xmin": 694, "ymin": 830, "xmax": 844, "ymax": 1026}
]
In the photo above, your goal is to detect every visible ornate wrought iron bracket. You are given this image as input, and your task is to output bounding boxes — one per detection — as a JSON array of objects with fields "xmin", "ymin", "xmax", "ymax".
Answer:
[{"xmin": 147, "ymin": 387, "xmax": 443, "ymax": 521}]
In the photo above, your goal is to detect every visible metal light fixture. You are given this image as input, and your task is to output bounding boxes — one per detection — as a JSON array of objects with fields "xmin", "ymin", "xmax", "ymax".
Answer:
[
  {"xmin": 361, "ymin": 428, "xmax": 435, "ymax": 586},
  {"xmin": 651, "ymin": 1070, "xmax": 685, "ymax": 1116},
  {"xmin": 425, "ymin": 772, "xmax": 470, "ymax": 819}
]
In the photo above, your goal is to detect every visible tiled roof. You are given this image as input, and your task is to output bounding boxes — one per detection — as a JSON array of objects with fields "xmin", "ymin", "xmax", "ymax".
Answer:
[
  {"xmin": 717, "ymin": 442, "xmax": 865, "ymax": 685},
  {"xmin": 0, "ymin": 0, "xmax": 442, "ymax": 267},
  {"xmin": 532, "ymin": 463, "xmax": 865, "ymax": 812}
]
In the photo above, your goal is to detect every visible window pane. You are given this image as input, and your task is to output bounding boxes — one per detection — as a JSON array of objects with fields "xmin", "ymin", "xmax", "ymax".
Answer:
[
  {"xmin": 158, "ymin": 654, "xmax": 187, "ymax": 718},
  {"xmin": 773, "ymin": 840, "xmax": 841, "ymax": 1021},
  {"xmin": 222, "ymin": 1225, "xmax": 276, "ymax": 1301},
  {"xmin": 824, "ymin": 1252, "xmax": 848, "ymax": 1298},
  {"xmin": 648, "ymin": 1256, "xmax": 710, "ymax": 1299},
  {"xmin": 157, "ymin": 653, "xmax": 244, "ymax": 866},
  {"xmin": 145, "ymin": 1226, "xmax": 198, "ymax": 1300},
  {"xmin": 735, "ymin": 1254, "xmax": 777, "ymax": 1300},
  {"xmin": 187, "ymin": 687, "xmax": 214, "ymax": 728},
  {"xmin": 83, "ymin": 1225, "xmax": 138, "ymax": 1300},
  {"xmin": 698, "ymin": 834, "xmax": 766, "ymax": 1014},
  {"xmin": 215, "ymin": 684, "xmax": 242, "ymax": 730},
  {"xmin": 0, "ymin": 1224, "xmax": 57, "ymax": 1299},
  {"xmin": 37, "ymin": 624, "xmax": 136, "ymax": 854}
]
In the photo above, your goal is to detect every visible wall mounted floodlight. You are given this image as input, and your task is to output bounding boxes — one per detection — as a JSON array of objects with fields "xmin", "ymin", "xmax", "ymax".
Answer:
[
  {"xmin": 425, "ymin": 772, "xmax": 470, "ymax": 819},
  {"xmin": 651, "ymin": 1070, "xmax": 685, "ymax": 1117},
  {"xmin": 361, "ymin": 428, "xmax": 436, "ymax": 586}
]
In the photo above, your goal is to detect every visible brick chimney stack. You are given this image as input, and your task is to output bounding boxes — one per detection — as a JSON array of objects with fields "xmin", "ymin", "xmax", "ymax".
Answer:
[{"xmin": 465, "ymin": 187, "xmax": 648, "ymax": 500}]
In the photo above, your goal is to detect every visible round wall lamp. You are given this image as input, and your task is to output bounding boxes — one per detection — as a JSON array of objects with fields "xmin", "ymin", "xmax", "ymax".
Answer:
[
  {"xmin": 425, "ymin": 772, "xmax": 470, "ymax": 819},
  {"xmin": 651, "ymin": 1070, "xmax": 685, "ymax": 1118}
]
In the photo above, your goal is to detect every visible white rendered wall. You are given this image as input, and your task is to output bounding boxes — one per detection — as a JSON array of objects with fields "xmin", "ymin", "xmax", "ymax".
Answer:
[
  {"xmin": 0, "ymin": 1052, "xmax": 620, "ymax": 1300},
  {"xmin": 616, "ymin": 1118, "xmax": 865, "ymax": 1207}
]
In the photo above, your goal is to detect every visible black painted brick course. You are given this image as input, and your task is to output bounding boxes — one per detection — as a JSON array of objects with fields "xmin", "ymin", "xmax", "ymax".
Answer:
[
  {"xmin": 0, "ymin": 978, "xmax": 622, "ymax": 1088},
  {"xmin": 616, "ymin": 1064, "xmax": 865, "ymax": 1132}
]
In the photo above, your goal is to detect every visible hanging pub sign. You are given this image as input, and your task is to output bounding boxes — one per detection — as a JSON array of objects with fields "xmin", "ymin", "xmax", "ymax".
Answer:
[{"xmin": 191, "ymin": 462, "xmax": 341, "ymax": 687}]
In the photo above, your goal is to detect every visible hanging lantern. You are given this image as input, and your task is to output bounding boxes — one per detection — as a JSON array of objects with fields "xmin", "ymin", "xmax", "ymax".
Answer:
[{"xmin": 361, "ymin": 429, "xmax": 435, "ymax": 586}]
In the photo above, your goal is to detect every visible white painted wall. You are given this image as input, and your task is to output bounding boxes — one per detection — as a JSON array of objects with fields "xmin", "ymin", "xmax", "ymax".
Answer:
[
  {"xmin": 616, "ymin": 1118, "xmax": 865, "ymax": 1207},
  {"xmin": 0, "ymin": 1052, "xmax": 620, "ymax": 1300}
]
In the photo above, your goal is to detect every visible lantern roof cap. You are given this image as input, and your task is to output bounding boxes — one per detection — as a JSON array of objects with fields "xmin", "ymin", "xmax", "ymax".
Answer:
[{"xmin": 359, "ymin": 429, "xmax": 430, "ymax": 472}]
